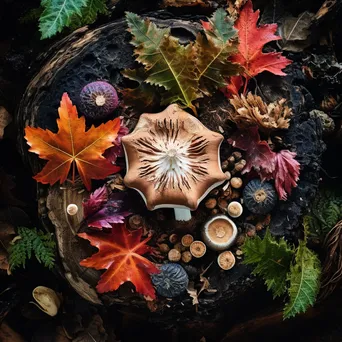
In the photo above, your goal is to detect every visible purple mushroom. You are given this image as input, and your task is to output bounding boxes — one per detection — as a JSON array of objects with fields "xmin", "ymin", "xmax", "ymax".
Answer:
[{"xmin": 79, "ymin": 81, "xmax": 119, "ymax": 120}]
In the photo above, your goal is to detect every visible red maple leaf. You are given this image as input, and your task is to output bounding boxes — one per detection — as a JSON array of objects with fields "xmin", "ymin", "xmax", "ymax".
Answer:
[
  {"xmin": 273, "ymin": 150, "xmax": 300, "ymax": 200},
  {"xmin": 79, "ymin": 223, "xmax": 159, "ymax": 297},
  {"xmin": 24, "ymin": 93, "xmax": 121, "ymax": 190},
  {"xmin": 83, "ymin": 185, "xmax": 131, "ymax": 229},
  {"xmin": 226, "ymin": 0, "xmax": 291, "ymax": 95},
  {"xmin": 228, "ymin": 127, "xmax": 300, "ymax": 200}
]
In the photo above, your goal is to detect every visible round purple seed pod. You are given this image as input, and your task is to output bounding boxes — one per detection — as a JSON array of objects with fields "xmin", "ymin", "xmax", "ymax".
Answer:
[{"xmin": 79, "ymin": 81, "xmax": 118, "ymax": 120}]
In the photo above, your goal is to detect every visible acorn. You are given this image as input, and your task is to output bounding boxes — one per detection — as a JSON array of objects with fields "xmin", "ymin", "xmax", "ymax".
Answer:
[
  {"xmin": 217, "ymin": 251, "xmax": 236, "ymax": 270},
  {"xmin": 227, "ymin": 201, "xmax": 243, "ymax": 218},
  {"xmin": 66, "ymin": 204, "xmax": 78, "ymax": 216},
  {"xmin": 79, "ymin": 81, "xmax": 118, "ymax": 120},
  {"xmin": 151, "ymin": 263, "xmax": 189, "ymax": 298},
  {"xmin": 181, "ymin": 251, "xmax": 192, "ymax": 263},
  {"xmin": 168, "ymin": 249, "xmax": 181, "ymax": 262},
  {"xmin": 181, "ymin": 234, "xmax": 194, "ymax": 247},
  {"xmin": 205, "ymin": 198, "xmax": 217, "ymax": 210},
  {"xmin": 233, "ymin": 159, "xmax": 246, "ymax": 174},
  {"xmin": 230, "ymin": 177, "xmax": 243, "ymax": 189},
  {"xmin": 190, "ymin": 241, "xmax": 206, "ymax": 258},
  {"xmin": 243, "ymin": 179, "xmax": 277, "ymax": 214}
]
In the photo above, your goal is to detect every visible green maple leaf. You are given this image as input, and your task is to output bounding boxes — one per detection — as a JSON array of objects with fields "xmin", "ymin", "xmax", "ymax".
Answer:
[
  {"xmin": 39, "ymin": 0, "xmax": 88, "ymax": 38},
  {"xmin": 283, "ymin": 239, "xmax": 321, "ymax": 319},
  {"xmin": 242, "ymin": 229, "xmax": 294, "ymax": 298},
  {"xmin": 195, "ymin": 8, "xmax": 239, "ymax": 95},
  {"xmin": 125, "ymin": 12, "xmax": 201, "ymax": 113}
]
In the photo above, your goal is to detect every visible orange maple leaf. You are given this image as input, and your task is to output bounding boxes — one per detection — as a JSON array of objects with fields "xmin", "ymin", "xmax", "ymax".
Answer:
[
  {"xmin": 78, "ymin": 223, "xmax": 159, "ymax": 298},
  {"xmin": 228, "ymin": 0, "xmax": 291, "ymax": 93},
  {"xmin": 24, "ymin": 93, "xmax": 121, "ymax": 190}
]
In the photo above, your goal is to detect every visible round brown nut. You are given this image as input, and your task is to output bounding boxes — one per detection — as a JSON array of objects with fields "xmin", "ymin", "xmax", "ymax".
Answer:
[
  {"xmin": 168, "ymin": 249, "xmax": 181, "ymax": 262},
  {"xmin": 231, "ymin": 177, "xmax": 243, "ymax": 189}
]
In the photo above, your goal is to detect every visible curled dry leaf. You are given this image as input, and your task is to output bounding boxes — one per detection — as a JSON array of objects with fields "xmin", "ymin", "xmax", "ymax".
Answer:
[
  {"xmin": 24, "ymin": 93, "xmax": 121, "ymax": 190},
  {"xmin": 279, "ymin": 12, "xmax": 314, "ymax": 52},
  {"xmin": 0, "ymin": 107, "xmax": 12, "ymax": 139},
  {"xmin": 228, "ymin": 92, "xmax": 292, "ymax": 134}
]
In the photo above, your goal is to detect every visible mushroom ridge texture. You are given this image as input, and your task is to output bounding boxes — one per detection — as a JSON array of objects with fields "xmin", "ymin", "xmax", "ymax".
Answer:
[{"xmin": 122, "ymin": 104, "xmax": 227, "ymax": 210}]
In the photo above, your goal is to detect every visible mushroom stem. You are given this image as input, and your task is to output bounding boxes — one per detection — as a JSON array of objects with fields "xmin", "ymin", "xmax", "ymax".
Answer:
[{"xmin": 174, "ymin": 208, "xmax": 192, "ymax": 221}]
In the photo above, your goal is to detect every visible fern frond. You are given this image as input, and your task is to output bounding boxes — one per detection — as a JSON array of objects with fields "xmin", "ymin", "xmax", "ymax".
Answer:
[{"xmin": 9, "ymin": 227, "xmax": 56, "ymax": 271}]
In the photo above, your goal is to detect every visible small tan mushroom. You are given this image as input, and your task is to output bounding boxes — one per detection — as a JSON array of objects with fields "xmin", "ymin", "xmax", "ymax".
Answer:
[
  {"xmin": 181, "ymin": 234, "xmax": 194, "ymax": 247},
  {"xmin": 202, "ymin": 215, "xmax": 238, "ymax": 251},
  {"xmin": 227, "ymin": 201, "xmax": 243, "ymax": 218},
  {"xmin": 205, "ymin": 198, "xmax": 217, "ymax": 210},
  {"xmin": 158, "ymin": 243, "xmax": 170, "ymax": 253},
  {"xmin": 181, "ymin": 251, "xmax": 192, "ymax": 263},
  {"xmin": 169, "ymin": 233, "xmax": 179, "ymax": 244},
  {"xmin": 128, "ymin": 215, "xmax": 143, "ymax": 230},
  {"xmin": 217, "ymin": 251, "xmax": 236, "ymax": 270},
  {"xmin": 32, "ymin": 286, "xmax": 61, "ymax": 317},
  {"xmin": 66, "ymin": 204, "xmax": 78, "ymax": 216},
  {"xmin": 190, "ymin": 241, "xmax": 206, "ymax": 258},
  {"xmin": 230, "ymin": 177, "xmax": 243, "ymax": 189},
  {"xmin": 168, "ymin": 248, "xmax": 181, "ymax": 262}
]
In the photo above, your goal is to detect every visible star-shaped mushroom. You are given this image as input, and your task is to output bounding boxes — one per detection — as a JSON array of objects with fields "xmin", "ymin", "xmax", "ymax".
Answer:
[{"xmin": 122, "ymin": 104, "xmax": 227, "ymax": 220}]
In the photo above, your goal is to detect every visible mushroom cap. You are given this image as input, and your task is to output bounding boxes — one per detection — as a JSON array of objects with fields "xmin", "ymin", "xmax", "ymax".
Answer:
[
  {"xmin": 202, "ymin": 215, "xmax": 238, "ymax": 251},
  {"xmin": 243, "ymin": 179, "xmax": 277, "ymax": 214},
  {"xmin": 32, "ymin": 286, "xmax": 61, "ymax": 317},
  {"xmin": 122, "ymin": 104, "xmax": 227, "ymax": 211},
  {"xmin": 151, "ymin": 263, "xmax": 189, "ymax": 297},
  {"xmin": 190, "ymin": 241, "xmax": 206, "ymax": 258},
  {"xmin": 217, "ymin": 251, "xmax": 236, "ymax": 270},
  {"xmin": 181, "ymin": 234, "xmax": 194, "ymax": 247},
  {"xmin": 79, "ymin": 81, "xmax": 118, "ymax": 120},
  {"xmin": 227, "ymin": 201, "xmax": 243, "ymax": 218}
]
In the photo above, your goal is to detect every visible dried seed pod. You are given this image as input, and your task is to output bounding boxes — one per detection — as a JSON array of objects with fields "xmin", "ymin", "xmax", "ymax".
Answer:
[
  {"xmin": 217, "ymin": 251, "xmax": 236, "ymax": 270},
  {"xmin": 158, "ymin": 243, "xmax": 170, "ymax": 253},
  {"xmin": 190, "ymin": 241, "xmax": 206, "ymax": 258},
  {"xmin": 66, "ymin": 204, "xmax": 78, "ymax": 216},
  {"xmin": 151, "ymin": 263, "xmax": 189, "ymax": 297},
  {"xmin": 205, "ymin": 198, "xmax": 217, "ymax": 210},
  {"xmin": 128, "ymin": 215, "xmax": 143, "ymax": 230},
  {"xmin": 181, "ymin": 234, "xmax": 194, "ymax": 247},
  {"xmin": 232, "ymin": 151, "xmax": 242, "ymax": 161},
  {"xmin": 79, "ymin": 81, "xmax": 118, "ymax": 120},
  {"xmin": 181, "ymin": 251, "xmax": 192, "ymax": 263},
  {"xmin": 227, "ymin": 201, "xmax": 243, "ymax": 218},
  {"xmin": 202, "ymin": 215, "xmax": 238, "ymax": 251},
  {"xmin": 168, "ymin": 249, "xmax": 181, "ymax": 262},
  {"xmin": 32, "ymin": 286, "xmax": 61, "ymax": 317},
  {"xmin": 169, "ymin": 233, "xmax": 179, "ymax": 244},
  {"xmin": 230, "ymin": 177, "xmax": 243, "ymax": 189}
]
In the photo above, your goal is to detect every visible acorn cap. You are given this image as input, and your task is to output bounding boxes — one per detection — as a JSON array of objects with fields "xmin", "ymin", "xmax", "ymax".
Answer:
[
  {"xmin": 32, "ymin": 286, "xmax": 61, "ymax": 317},
  {"xmin": 190, "ymin": 241, "xmax": 206, "ymax": 258},
  {"xmin": 181, "ymin": 234, "xmax": 194, "ymax": 247},
  {"xmin": 202, "ymin": 215, "xmax": 238, "ymax": 251},
  {"xmin": 217, "ymin": 251, "xmax": 236, "ymax": 270},
  {"xmin": 227, "ymin": 201, "xmax": 243, "ymax": 218}
]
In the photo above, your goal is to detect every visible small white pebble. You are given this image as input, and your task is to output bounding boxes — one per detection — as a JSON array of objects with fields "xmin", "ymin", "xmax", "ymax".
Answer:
[{"xmin": 67, "ymin": 204, "xmax": 78, "ymax": 216}]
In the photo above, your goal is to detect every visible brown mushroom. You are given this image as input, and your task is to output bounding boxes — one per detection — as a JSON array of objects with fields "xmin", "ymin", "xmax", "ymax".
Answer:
[
  {"xmin": 169, "ymin": 233, "xmax": 178, "ymax": 244},
  {"xmin": 217, "ymin": 251, "xmax": 236, "ymax": 270},
  {"xmin": 190, "ymin": 241, "xmax": 206, "ymax": 258},
  {"xmin": 66, "ymin": 204, "xmax": 78, "ymax": 216},
  {"xmin": 230, "ymin": 177, "xmax": 243, "ymax": 189},
  {"xmin": 122, "ymin": 104, "xmax": 227, "ymax": 221},
  {"xmin": 181, "ymin": 234, "xmax": 194, "ymax": 247},
  {"xmin": 181, "ymin": 251, "xmax": 192, "ymax": 263},
  {"xmin": 202, "ymin": 215, "xmax": 238, "ymax": 251}
]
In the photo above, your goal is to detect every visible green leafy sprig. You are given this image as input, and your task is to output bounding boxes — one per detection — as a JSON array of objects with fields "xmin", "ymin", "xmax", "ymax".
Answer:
[{"xmin": 9, "ymin": 227, "xmax": 56, "ymax": 271}]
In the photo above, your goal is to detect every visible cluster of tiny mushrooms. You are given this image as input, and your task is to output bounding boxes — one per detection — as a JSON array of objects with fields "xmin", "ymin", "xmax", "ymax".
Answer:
[{"xmin": 65, "ymin": 102, "xmax": 254, "ymax": 295}]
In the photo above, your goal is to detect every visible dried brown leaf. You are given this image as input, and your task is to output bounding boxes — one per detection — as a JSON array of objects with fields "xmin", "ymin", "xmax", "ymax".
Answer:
[{"xmin": 228, "ymin": 92, "xmax": 292, "ymax": 135}]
